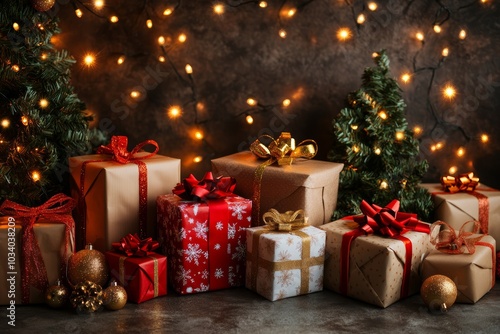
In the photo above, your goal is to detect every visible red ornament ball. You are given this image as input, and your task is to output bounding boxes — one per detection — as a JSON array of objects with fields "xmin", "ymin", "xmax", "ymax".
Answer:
[{"xmin": 31, "ymin": 0, "xmax": 56, "ymax": 12}]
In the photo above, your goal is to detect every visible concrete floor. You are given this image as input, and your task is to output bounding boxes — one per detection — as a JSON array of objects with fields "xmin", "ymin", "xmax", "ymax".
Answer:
[{"xmin": 2, "ymin": 284, "xmax": 499, "ymax": 334}]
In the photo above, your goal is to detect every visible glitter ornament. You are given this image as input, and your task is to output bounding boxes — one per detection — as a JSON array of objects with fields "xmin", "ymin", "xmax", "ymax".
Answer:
[
  {"xmin": 31, "ymin": 0, "xmax": 56, "ymax": 12},
  {"xmin": 421, "ymin": 274, "xmax": 457, "ymax": 312},
  {"xmin": 103, "ymin": 280, "xmax": 127, "ymax": 311},
  {"xmin": 68, "ymin": 244, "xmax": 109, "ymax": 287},
  {"xmin": 70, "ymin": 280, "xmax": 104, "ymax": 313},
  {"xmin": 44, "ymin": 280, "xmax": 69, "ymax": 308}
]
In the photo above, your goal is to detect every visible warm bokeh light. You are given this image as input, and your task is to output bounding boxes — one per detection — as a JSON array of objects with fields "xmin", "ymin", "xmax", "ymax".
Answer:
[
  {"xmin": 378, "ymin": 110, "xmax": 388, "ymax": 120},
  {"xmin": 413, "ymin": 126, "xmax": 422, "ymax": 136},
  {"xmin": 352, "ymin": 145, "xmax": 360, "ymax": 153},
  {"xmin": 415, "ymin": 32, "xmax": 424, "ymax": 42},
  {"xmin": 94, "ymin": 0, "xmax": 104, "ymax": 9},
  {"xmin": 168, "ymin": 105, "xmax": 182, "ymax": 119},
  {"xmin": 110, "ymin": 15, "xmax": 119, "ymax": 23},
  {"xmin": 350, "ymin": 124, "xmax": 358, "ymax": 130},
  {"xmin": 39, "ymin": 98, "xmax": 49, "ymax": 108},
  {"xmin": 213, "ymin": 3, "xmax": 225, "ymax": 15},
  {"xmin": 481, "ymin": 134, "xmax": 489, "ymax": 143},
  {"xmin": 448, "ymin": 166, "xmax": 458, "ymax": 175},
  {"xmin": 443, "ymin": 84, "xmax": 457, "ymax": 100},
  {"xmin": 75, "ymin": 9, "xmax": 83, "ymax": 18},
  {"xmin": 158, "ymin": 36, "xmax": 166, "ymax": 45},
  {"xmin": 357, "ymin": 14, "xmax": 366, "ymax": 25},
  {"xmin": 193, "ymin": 156, "xmax": 203, "ymax": 163},
  {"xmin": 456, "ymin": 147, "xmax": 465, "ymax": 157},
  {"xmin": 246, "ymin": 98, "xmax": 257, "ymax": 106},
  {"xmin": 178, "ymin": 33, "xmax": 187, "ymax": 43},
  {"xmin": 194, "ymin": 131, "xmax": 204, "ymax": 140},
  {"xmin": 282, "ymin": 99, "xmax": 291, "ymax": 107},
  {"xmin": 433, "ymin": 25, "xmax": 442, "ymax": 33},
  {"xmin": 459, "ymin": 29, "xmax": 467, "ymax": 40},
  {"xmin": 337, "ymin": 28, "xmax": 352, "ymax": 41},
  {"xmin": 401, "ymin": 73, "xmax": 411, "ymax": 83},
  {"xmin": 246, "ymin": 114, "xmax": 254, "ymax": 124},
  {"xmin": 259, "ymin": 1, "xmax": 268, "ymax": 8},
  {"xmin": 372, "ymin": 52, "xmax": 379, "ymax": 58},
  {"xmin": 13, "ymin": 22, "xmax": 19, "ymax": 31},
  {"xmin": 279, "ymin": 29, "xmax": 287, "ymax": 38},
  {"xmin": 185, "ymin": 64, "xmax": 193, "ymax": 74},
  {"xmin": 31, "ymin": 171, "xmax": 41, "ymax": 182},
  {"xmin": 146, "ymin": 19, "xmax": 153, "ymax": 28},
  {"xmin": 1, "ymin": 119, "xmax": 10, "ymax": 128},
  {"xmin": 368, "ymin": 2, "xmax": 378, "ymax": 11},
  {"xmin": 395, "ymin": 131, "xmax": 405, "ymax": 141},
  {"xmin": 11, "ymin": 64, "xmax": 20, "ymax": 72},
  {"xmin": 163, "ymin": 8, "xmax": 173, "ymax": 16},
  {"xmin": 374, "ymin": 147, "xmax": 381, "ymax": 155},
  {"xmin": 40, "ymin": 53, "xmax": 47, "ymax": 60},
  {"xmin": 158, "ymin": 56, "xmax": 166, "ymax": 62},
  {"xmin": 442, "ymin": 47, "xmax": 449, "ymax": 57},
  {"xmin": 21, "ymin": 116, "xmax": 29, "ymax": 126},
  {"xmin": 83, "ymin": 53, "xmax": 95, "ymax": 67},
  {"xmin": 287, "ymin": 8, "xmax": 296, "ymax": 17},
  {"xmin": 130, "ymin": 90, "xmax": 141, "ymax": 99},
  {"xmin": 379, "ymin": 180, "xmax": 388, "ymax": 189}
]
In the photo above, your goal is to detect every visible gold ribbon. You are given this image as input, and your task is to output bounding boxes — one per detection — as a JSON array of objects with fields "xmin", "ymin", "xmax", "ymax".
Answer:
[
  {"xmin": 249, "ymin": 132, "xmax": 317, "ymax": 226},
  {"xmin": 441, "ymin": 172, "xmax": 479, "ymax": 193},
  {"xmin": 151, "ymin": 256, "xmax": 159, "ymax": 297},
  {"xmin": 262, "ymin": 209, "xmax": 309, "ymax": 231}
]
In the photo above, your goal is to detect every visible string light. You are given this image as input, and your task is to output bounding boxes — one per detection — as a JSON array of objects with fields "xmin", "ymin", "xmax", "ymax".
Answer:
[
  {"xmin": 350, "ymin": 124, "xmax": 358, "ymax": 130},
  {"xmin": 194, "ymin": 130, "xmax": 204, "ymax": 140},
  {"xmin": 368, "ymin": 2, "xmax": 378, "ymax": 11},
  {"xmin": 130, "ymin": 90, "xmax": 141, "ymax": 99},
  {"xmin": 481, "ymin": 134, "xmax": 489, "ymax": 143},
  {"xmin": 158, "ymin": 56, "xmax": 166, "ymax": 62},
  {"xmin": 357, "ymin": 14, "xmax": 366, "ymax": 25},
  {"xmin": 21, "ymin": 116, "xmax": 29, "ymax": 126},
  {"xmin": 279, "ymin": 29, "xmax": 287, "ymax": 38},
  {"xmin": 117, "ymin": 55, "xmax": 125, "ymax": 65},
  {"xmin": 1, "ymin": 119, "xmax": 10, "ymax": 128},
  {"xmin": 168, "ymin": 105, "xmax": 182, "ymax": 119},
  {"xmin": 110, "ymin": 16, "xmax": 119, "ymax": 23},
  {"xmin": 282, "ymin": 99, "xmax": 291, "ymax": 107},
  {"xmin": 146, "ymin": 19, "xmax": 153, "ymax": 28},
  {"xmin": 379, "ymin": 180, "xmax": 388, "ymax": 189},
  {"xmin": 433, "ymin": 25, "xmax": 441, "ymax": 33},
  {"xmin": 443, "ymin": 84, "xmax": 456, "ymax": 100},
  {"xmin": 13, "ymin": 22, "xmax": 19, "ymax": 31},
  {"xmin": 337, "ymin": 28, "xmax": 351, "ymax": 41},
  {"xmin": 442, "ymin": 47, "xmax": 449, "ymax": 57},
  {"xmin": 37, "ymin": 23, "xmax": 44, "ymax": 31},
  {"xmin": 374, "ymin": 147, "xmax": 381, "ymax": 155},
  {"xmin": 436, "ymin": 142, "xmax": 444, "ymax": 150},
  {"xmin": 395, "ymin": 131, "xmax": 405, "ymax": 141},
  {"xmin": 352, "ymin": 145, "xmax": 360, "ymax": 153},
  {"xmin": 185, "ymin": 64, "xmax": 193, "ymax": 74},
  {"xmin": 163, "ymin": 8, "xmax": 173, "ymax": 16},
  {"xmin": 415, "ymin": 32, "xmax": 424, "ymax": 42},
  {"xmin": 245, "ymin": 114, "xmax": 254, "ymax": 124},
  {"xmin": 31, "ymin": 171, "xmax": 41, "ymax": 182},
  {"xmin": 448, "ymin": 166, "xmax": 458, "ymax": 175},
  {"xmin": 158, "ymin": 36, "xmax": 166, "ymax": 45},
  {"xmin": 456, "ymin": 147, "xmax": 465, "ymax": 157},
  {"xmin": 459, "ymin": 29, "xmax": 467, "ymax": 40},
  {"xmin": 413, "ymin": 126, "xmax": 423, "ymax": 136},
  {"xmin": 259, "ymin": 1, "xmax": 268, "ymax": 8},
  {"xmin": 75, "ymin": 8, "xmax": 83, "ymax": 18},
  {"xmin": 246, "ymin": 98, "xmax": 257, "ymax": 106},
  {"xmin": 372, "ymin": 52, "xmax": 379, "ymax": 58},
  {"xmin": 39, "ymin": 99, "xmax": 49, "ymax": 108},
  {"xmin": 40, "ymin": 53, "xmax": 47, "ymax": 60},
  {"xmin": 213, "ymin": 3, "xmax": 225, "ymax": 15},
  {"xmin": 94, "ymin": 0, "xmax": 104, "ymax": 9},
  {"xmin": 83, "ymin": 53, "xmax": 95, "ymax": 67},
  {"xmin": 287, "ymin": 8, "xmax": 296, "ymax": 18},
  {"xmin": 178, "ymin": 33, "xmax": 187, "ymax": 43},
  {"xmin": 401, "ymin": 73, "xmax": 411, "ymax": 83},
  {"xmin": 11, "ymin": 64, "xmax": 20, "ymax": 72},
  {"xmin": 378, "ymin": 110, "xmax": 388, "ymax": 120},
  {"xmin": 193, "ymin": 156, "xmax": 203, "ymax": 163}
]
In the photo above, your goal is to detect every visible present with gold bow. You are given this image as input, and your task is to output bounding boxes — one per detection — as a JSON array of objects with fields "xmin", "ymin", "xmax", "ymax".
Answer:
[
  {"xmin": 420, "ymin": 180, "xmax": 500, "ymax": 247},
  {"xmin": 157, "ymin": 172, "xmax": 252, "ymax": 295},
  {"xmin": 211, "ymin": 132, "xmax": 343, "ymax": 227},
  {"xmin": 245, "ymin": 208, "xmax": 326, "ymax": 301},
  {"xmin": 105, "ymin": 233, "xmax": 167, "ymax": 303},
  {"xmin": 319, "ymin": 199, "xmax": 432, "ymax": 308},
  {"xmin": 0, "ymin": 194, "xmax": 75, "ymax": 305},
  {"xmin": 421, "ymin": 220, "xmax": 496, "ymax": 303},
  {"xmin": 69, "ymin": 135, "xmax": 180, "ymax": 252}
]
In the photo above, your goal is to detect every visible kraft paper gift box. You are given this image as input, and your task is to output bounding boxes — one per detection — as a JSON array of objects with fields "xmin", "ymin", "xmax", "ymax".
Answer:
[
  {"xmin": 157, "ymin": 193, "xmax": 252, "ymax": 294},
  {"xmin": 70, "ymin": 137, "xmax": 180, "ymax": 252},
  {"xmin": 211, "ymin": 151, "xmax": 343, "ymax": 227},
  {"xmin": 245, "ymin": 216, "xmax": 326, "ymax": 301},
  {"xmin": 420, "ymin": 183, "xmax": 500, "ymax": 245}
]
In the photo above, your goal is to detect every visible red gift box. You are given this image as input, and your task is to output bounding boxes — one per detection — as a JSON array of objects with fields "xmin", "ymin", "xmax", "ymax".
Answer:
[
  {"xmin": 105, "ymin": 251, "xmax": 167, "ymax": 303},
  {"xmin": 157, "ymin": 191, "xmax": 252, "ymax": 294}
]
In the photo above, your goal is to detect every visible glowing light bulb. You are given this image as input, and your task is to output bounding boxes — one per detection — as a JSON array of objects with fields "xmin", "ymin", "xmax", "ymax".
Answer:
[
  {"xmin": 158, "ymin": 36, "xmax": 166, "ymax": 45},
  {"xmin": 368, "ymin": 2, "xmax": 378, "ymax": 11},
  {"xmin": 401, "ymin": 73, "xmax": 411, "ymax": 83},
  {"xmin": 379, "ymin": 180, "xmax": 388, "ymax": 189},
  {"xmin": 443, "ymin": 84, "xmax": 456, "ymax": 100},
  {"xmin": 110, "ymin": 15, "xmax": 119, "ymax": 23},
  {"xmin": 350, "ymin": 124, "xmax": 358, "ymax": 130},
  {"xmin": 436, "ymin": 142, "xmax": 444, "ymax": 150},
  {"xmin": 185, "ymin": 64, "xmax": 193, "ymax": 74},
  {"xmin": 146, "ymin": 19, "xmax": 153, "ymax": 28},
  {"xmin": 372, "ymin": 52, "xmax": 379, "ymax": 58},
  {"xmin": 178, "ymin": 33, "xmax": 187, "ymax": 43},
  {"xmin": 39, "ymin": 99, "xmax": 49, "ymax": 108},
  {"xmin": 374, "ymin": 147, "xmax": 381, "ymax": 155},
  {"xmin": 449, "ymin": 166, "xmax": 458, "ymax": 175},
  {"xmin": 395, "ymin": 131, "xmax": 405, "ymax": 141},
  {"xmin": 193, "ymin": 156, "xmax": 203, "ymax": 163},
  {"xmin": 337, "ymin": 28, "xmax": 351, "ymax": 41},
  {"xmin": 94, "ymin": 0, "xmax": 104, "ymax": 9},
  {"xmin": 431, "ymin": 144, "xmax": 437, "ymax": 152},
  {"xmin": 75, "ymin": 8, "xmax": 83, "ymax": 18},
  {"xmin": 83, "ymin": 53, "xmax": 95, "ymax": 67},
  {"xmin": 13, "ymin": 22, "xmax": 19, "ymax": 31},
  {"xmin": 415, "ymin": 32, "xmax": 424, "ymax": 42},
  {"xmin": 196, "ymin": 102, "xmax": 205, "ymax": 112},
  {"xmin": 481, "ymin": 134, "xmax": 489, "ymax": 143},
  {"xmin": 21, "ymin": 116, "xmax": 29, "ymax": 126},
  {"xmin": 194, "ymin": 131, "xmax": 204, "ymax": 140},
  {"xmin": 158, "ymin": 56, "xmax": 166, "ymax": 62},
  {"xmin": 40, "ymin": 53, "xmax": 47, "ymax": 60},
  {"xmin": 287, "ymin": 8, "xmax": 296, "ymax": 17},
  {"xmin": 282, "ymin": 99, "xmax": 291, "ymax": 107},
  {"xmin": 214, "ymin": 3, "xmax": 225, "ymax": 14},
  {"xmin": 168, "ymin": 106, "xmax": 182, "ymax": 119},
  {"xmin": 246, "ymin": 98, "xmax": 257, "ymax": 106},
  {"xmin": 115, "ymin": 56, "xmax": 125, "ymax": 65},
  {"xmin": 11, "ymin": 64, "xmax": 20, "ymax": 72},
  {"xmin": 1, "ymin": 119, "xmax": 10, "ymax": 128},
  {"xmin": 459, "ymin": 29, "xmax": 467, "ymax": 40},
  {"xmin": 279, "ymin": 29, "xmax": 287, "ymax": 38},
  {"xmin": 352, "ymin": 145, "xmax": 360, "ymax": 153},
  {"xmin": 259, "ymin": 1, "xmax": 268, "ymax": 8},
  {"xmin": 378, "ymin": 110, "xmax": 388, "ymax": 120},
  {"xmin": 457, "ymin": 147, "xmax": 465, "ymax": 157},
  {"xmin": 442, "ymin": 47, "xmax": 449, "ymax": 57},
  {"xmin": 163, "ymin": 8, "xmax": 173, "ymax": 16},
  {"xmin": 433, "ymin": 25, "xmax": 441, "ymax": 33},
  {"xmin": 130, "ymin": 90, "xmax": 141, "ymax": 99},
  {"xmin": 31, "ymin": 171, "xmax": 41, "ymax": 182},
  {"xmin": 413, "ymin": 126, "xmax": 422, "ymax": 136},
  {"xmin": 357, "ymin": 14, "xmax": 366, "ymax": 25},
  {"xmin": 246, "ymin": 115, "xmax": 254, "ymax": 124}
]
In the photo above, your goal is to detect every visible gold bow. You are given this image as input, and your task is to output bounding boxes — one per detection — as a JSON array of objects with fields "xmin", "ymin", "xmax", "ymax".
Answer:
[
  {"xmin": 262, "ymin": 209, "xmax": 309, "ymax": 231},
  {"xmin": 250, "ymin": 132, "xmax": 317, "ymax": 165},
  {"xmin": 441, "ymin": 172, "xmax": 479, "ymax": 193},
  {"xmin": 430, "ymin": 220, "xmax": 484, "ymax": 254}
]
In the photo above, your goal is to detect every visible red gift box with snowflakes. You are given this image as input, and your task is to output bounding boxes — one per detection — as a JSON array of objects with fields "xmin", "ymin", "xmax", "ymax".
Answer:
[{"xmin": 157, "ymin": 193, "xmax": 252, "ymax": 294}]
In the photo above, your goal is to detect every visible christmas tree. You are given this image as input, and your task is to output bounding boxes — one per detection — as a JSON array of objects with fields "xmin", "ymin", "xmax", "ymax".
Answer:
[
  {"xmin": 0, "ymin": 0, "xmax": 91, "ymax": 206},
  {"xmin": 328, "ymin": 50, "xmax": 433, "ymax": 221}
]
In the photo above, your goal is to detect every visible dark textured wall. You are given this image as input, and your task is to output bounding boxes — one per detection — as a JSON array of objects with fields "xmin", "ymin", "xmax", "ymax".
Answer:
[{"xmin": 54, "ymin": 0, "xmax": 500, "ymax": 188}]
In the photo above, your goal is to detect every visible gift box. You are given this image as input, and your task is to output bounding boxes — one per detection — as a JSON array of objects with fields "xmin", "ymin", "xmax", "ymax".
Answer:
[
  {"xmin": 420, "ymin": 220, "xmax": 496, "ymax": 304},
  {"xmin": 319, "ymin": 200, "xmax": 432, "ymax": 308},
  {"xmin": 211, "ymin": 151, "xmax": 343, "ymax": 227},
  {"xmin": 105, "ymin": 251, "xmax": 167, "ymax": 303},
  {"xmin": 245, "ymin": 210, "xmax": 326, "ymax": 301},
  {"xmin": 70, "ymin": 136, "xmax": 180, "ymax": 252},
  {"xmin": 0, "ymin": 195, "xmax": 75, "ymax": 305},
  {"xmin": 157, "ymin": 189, "xmax": 252, "ymax": 294},
  {"xmin": 420, "ymin": 183, "xmax": 500, "ymax": 245}
]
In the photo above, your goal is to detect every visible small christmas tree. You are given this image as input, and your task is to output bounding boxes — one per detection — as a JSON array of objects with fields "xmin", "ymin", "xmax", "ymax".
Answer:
[
  {"xmin": 328, "ymin": 50, "xmax": 433, "ymax": 221},
  {"xmin": 0, "ymin": 1, "xmax": 91, "ymax": 206}
]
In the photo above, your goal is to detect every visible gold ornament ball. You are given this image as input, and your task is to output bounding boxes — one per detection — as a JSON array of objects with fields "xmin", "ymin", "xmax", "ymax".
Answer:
[
  {"xmin": 103, "ymin": 281, "xmax": 128, "ymax": 311},
  {"xmin": 32, "ymin": 0, "xmax": 56, "ymax": 12},
  {"xmin": 68, "ymin": 244, "xmax": 109, "ymax": 287},
  {"xmin": 70, "ymin": 280, "xmax": 104, "ymax": 314},
  {"xmin": 44, "ymin": 280, "xmax": 69, "ymax": 309},
  {"xmin": 421, "ymin": 274, "xmax": 458, "ymax": 312}
]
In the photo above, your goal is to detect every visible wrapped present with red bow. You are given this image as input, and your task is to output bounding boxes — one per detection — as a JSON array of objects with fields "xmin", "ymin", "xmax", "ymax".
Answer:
[
  {"xmin": 420, "ymin": 173, "xmax": 500, "ymax": 246},
  {"xmin": 157, "ymin": 172, "xmax": 252, "ymax": 294},
  {"xmin": 69, "ymin": 136, "xmax": 180, "ymax": 252},
  {"xmin": 105, "ymin": 233, "xmax": 167, "ymax": 303},
  {"xmin": 0, "ymin": 194, "xmax": 75, "ymax": 304},
  {"xmin": 211, "ymin": 132, "xmax": 343, "ymax": 227},
  {"xmin": 319, "ymin": 199, "xmax": 432, "ymax": 308},
  {"xmin": 245, "ymin": 209, "xmax": 326, "ymax": 301},
  {"xmin": 420, "ymin": 220, "xmax": 496, "ymax": 304}
]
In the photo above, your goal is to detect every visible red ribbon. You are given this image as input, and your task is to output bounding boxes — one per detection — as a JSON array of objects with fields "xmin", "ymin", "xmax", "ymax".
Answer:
[
  {"xmin": 0, "ymin": 194, "xmax": 76, "ymax": 304},
  {"xmin": 173, "ymin": 172, "xmax": 236, "ymax": 201},
  {"xmin": 77, "ymin": 136, "xmax": 158, "ymax": 249},
  {"xmin": 340, "ymin": 199, "xmax": 430, "ymax": 298},
  {"xmin": 430, "ymin": 220, "xmax": 484, "ymax": 255},
  {"xmin": 111, "ymin": 233, "xmax": 160, "ymax": 257}
]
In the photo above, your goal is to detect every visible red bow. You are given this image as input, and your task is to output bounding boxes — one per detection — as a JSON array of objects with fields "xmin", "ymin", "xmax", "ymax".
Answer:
[
  {"xmin": 96, "ymin": 136, "xmax": 159, "ymax": 163},
  {"xmin": 430, "ymin": 220, "xmax": 484, "ymax": 254},
  {"xmin": 173, "ymin": 172, "xmax": 236, "ymax": 201},
  {"xmin": 112, "ymin": 233, "xmax": 159, "ymax": 257},
  {"xmin": 0, "ymin": 193, "xmax": 76, "ymax": 303},
  {"xmin": 353, "ymin": 199, "xmax": 430, "ymax": 237}
]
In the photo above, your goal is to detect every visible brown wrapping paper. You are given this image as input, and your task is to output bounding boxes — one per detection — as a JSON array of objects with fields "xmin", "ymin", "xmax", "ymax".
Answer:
[
  {"xmin": 211, "ymin": 151, "xmax": 343, "ymax": 226},
  {"xmin": 69, "ymin": 153, "xmax": 180, "ymax": 252},
  {"xmin": 420, "ymin": 183, "xmax": 500, "ymax": 245},
  {"xmin": 420, "ymin": 234, "xmax": 496, "ymax": 304},
  {"xmin": 320, "ymin": 219, "xmax": 433, "ymax": 308},
  {"xmin": 0, "ymin": 217, "xmax": 73, "ymax": 304}
]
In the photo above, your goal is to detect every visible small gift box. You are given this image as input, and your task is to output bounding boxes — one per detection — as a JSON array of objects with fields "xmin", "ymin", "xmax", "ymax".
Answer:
[
  {"xmin": 245, "ymin": 209, "xmax": 326, "ymax": 301},
  {"xmin": 211, "ymin": 132, "xmax": 343, "ymax": 227},
  {"xmin": 69, "ymin": 136, "xmax": 180, "ymax": 251},
  {"xmin": 157, "ymin": 172, "xmax": 252, "ymax": 294},
  {"xmin": 319, "ymin": 200, "xmax": 432, "ymax": 308},
  {"xmin": 420, "ymin": 173, "xmax": 500, "ymax": 245},
  {"xmin": 105, "ymin": 234, "xmax": 167, "ymax": 303},
  {"xmin": 0, "ymin": 194, "xmax": 75, "ymax": 305},
  {"xmin": 420, "ymin": 221, "xmax": 496, "ymax": 303}
]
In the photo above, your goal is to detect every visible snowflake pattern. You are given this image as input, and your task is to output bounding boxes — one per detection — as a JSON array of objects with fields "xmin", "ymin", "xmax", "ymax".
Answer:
[
  {"xmin": 228, "ymin": 223, "xmax": 236, "ymax": 239},
  {"xmin": 201, "ymin": 270, "xmax": 209, "ymax": 280},
  {"xmin": 193, "ymin": 221, "xmax": 208, "ymax": 240},
  {"xmin": 232, "ymin": 239, "xmax": 246, "ymax": 261},
  {"xmin": 277, "ymin": 270, "xmax": 294, "ymax": 288},
  {"xmin": 176, "ymin": 266, "xmax": 192, "ymax": 286},
  {"xmin": 214, "ymin": 243, "xmax": 221, "ymax": 250},
  {"xmin": 184, "ymin": 243, "xmax": 203, "ymax": 265},
  {"xmin": 216, "ymin": 221, "xmax": 224, "ymax": 230},
  {"xmin": 229, "ymin": 202, "xmax": 247, "ymax": 220},
  {"xmin": 214, "ymin": 268, "xmax": 224, "ymax": 279},
  {"xmin": 278, "ymin": 250, "xmax": 292, "ymax": 262}
]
